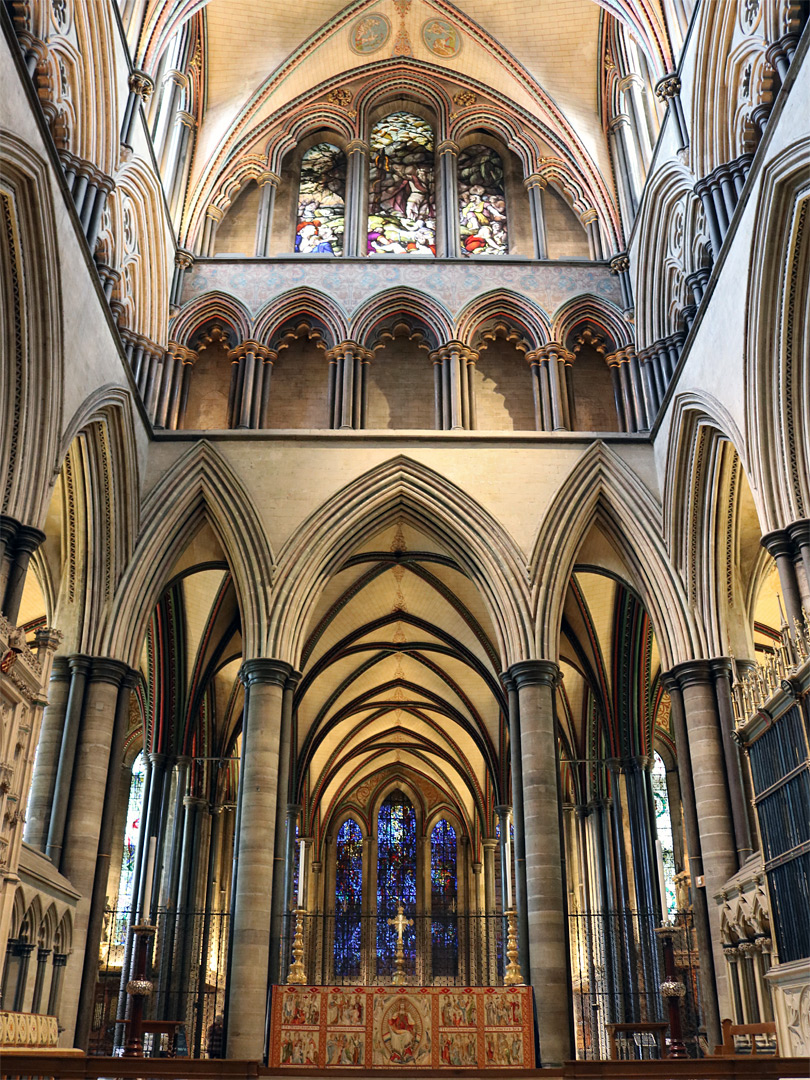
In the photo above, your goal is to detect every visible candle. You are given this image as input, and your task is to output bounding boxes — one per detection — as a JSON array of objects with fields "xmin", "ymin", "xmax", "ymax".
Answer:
[
  {"xmin": 655, "ymin": 839, "xmax": 668, "ymax": 923},
  {"xmin": 297, "ymin": 839, "xmax": 307, "ymax": 908},
  {"xmin": 142, "ymin": 835, "xmax": 156, "ymax": 923}
]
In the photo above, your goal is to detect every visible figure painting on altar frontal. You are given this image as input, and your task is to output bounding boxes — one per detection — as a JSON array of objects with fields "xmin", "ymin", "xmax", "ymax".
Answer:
[
  {"xmin": 368, "ymin": 112, "xmax": 436, "ymax": 256},
  {"xmin": 280, "ymin": 1031, "xmax": 320, "ymax": 1066},
  {"xmin": 327, "ymin": 990, "xmax": 365, "ymax": 1026},
  {"xmin": 282, "ymin": 991, "xmax": 321, "ymax": 1026},
  {"xmin": 373, "ymin": 995, "xmax": 432, "ymax": 1065},
  {"xmin": 296, "ymin": 143, "xmax": 346, "ymax": 255},
  {"xmin": 484, "ymin": 991, "xmax": 523, "ymax": 1027},
  {"xmin": 440, "ymin": 1031, "xmax": 478, "ymax": 1067},
  {"xmin": 440, "ymin": 992, "xmax": 476, "ymax": 1027},
  {"xmin": 458, "ymin": 145, "xmax": 508, "ymax": 256},
  {"xmin": 325, "ymin": 1029, "xmax": 365, "ymax": 1065},
  {"xmin": 485, "ymin": 1030, "xmax": 524, "ymax": 1067}
]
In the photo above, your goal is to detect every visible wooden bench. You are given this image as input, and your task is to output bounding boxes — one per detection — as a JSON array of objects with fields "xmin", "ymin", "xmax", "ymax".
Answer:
[{"xmin": 713, "ymin": 1017, "xmax": 778, "ymax": 1056}]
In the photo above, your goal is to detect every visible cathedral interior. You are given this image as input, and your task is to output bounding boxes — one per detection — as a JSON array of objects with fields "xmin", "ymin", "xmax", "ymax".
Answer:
[{"xmin": 1, "ymin": 0, "xmax": 810, "ymax": 1073}]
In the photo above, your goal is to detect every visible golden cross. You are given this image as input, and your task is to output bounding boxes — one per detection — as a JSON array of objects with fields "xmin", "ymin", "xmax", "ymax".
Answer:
[{"xmin": 387, "ymin": 900, "xmax": 413, "ymax": 946}]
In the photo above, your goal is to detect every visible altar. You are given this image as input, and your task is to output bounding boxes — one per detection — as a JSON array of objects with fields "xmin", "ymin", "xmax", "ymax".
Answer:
[{"xmin": 268, "ymin": 985, "xmax": 535, "ymax": 1069}]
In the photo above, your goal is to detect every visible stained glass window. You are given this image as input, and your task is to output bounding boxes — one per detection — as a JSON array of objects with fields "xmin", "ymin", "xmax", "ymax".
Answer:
[
  {"xmin": 296, "ymin": 143, "xmax": 346, "ymax": 255},
  {"xmin": 430, "ymin": 819, "xmax": 458, "ymax": 977},
  {"xmin": 368, "ymin": 112, "xmax": 436, "ymax": 255},
  {"xmin": 114, "ymin": 751, "xmax": 146, "ymax": 943},
  {"xmin": 652, "ymin": 752, "xmax": 678, "ymax": 918},
  {"xmin": 334, "ymin": 818, "xmax": 363, "ymax": 978},
  {"xmin": 376, "ymin": 790, "xmax": 417, "ymax": 976},
  {"xmin": 458, "ymin": 145, "xmax": 508, "ymax": 256}
]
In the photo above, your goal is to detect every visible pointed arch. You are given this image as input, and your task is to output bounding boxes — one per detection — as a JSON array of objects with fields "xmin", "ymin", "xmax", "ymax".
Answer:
[
  {"xmin": 0, "ymin": 134, "xmax": 63, "ymax": 527},
  {"xmin": 531, "ymin": 442, "xmax": 705, "ymax": 668},
  {"xmin": 551, "ymin": 293, "xmax": 632, "ymax": 352},
  {"xmin": 745, "ymin": 137, "xmax": 810, "ymax": 528},
  {"xmin": 350, "ymin": 289, "xmax": 453, "ymax": 351},
  {"xmin": 171, "ymin": 291, "xmax": 252, "ymax": 347},
  {"xmin": 103, "ymin": 441, "xmax": 273, "ymax": 664},
  {"xmin": 455, "ymin": 290, "xmax": 550, "ymax": 351},
  {"xmin": 268, "ymin": 456, "xmax": 532, "ymax": 667},
  {"xmin": 254, "ymin": 288, "xmax": 349, "ymax": 351}
]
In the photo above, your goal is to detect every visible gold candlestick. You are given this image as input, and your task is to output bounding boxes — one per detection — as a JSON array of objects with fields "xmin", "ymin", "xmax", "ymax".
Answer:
[
  {"xmin": 287, "ymin": 907, "xmax": 308, "ymax": 984},
  {"xmin": 503, "ymin": 908, "xmax": 524, "ymax": 986},
  {"xmin": 387, "ymin": 900, "xmax": 413, "ymax": 985}
]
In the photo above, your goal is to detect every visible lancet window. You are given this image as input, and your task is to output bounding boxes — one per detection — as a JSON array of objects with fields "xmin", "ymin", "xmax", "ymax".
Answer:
[
  {"xmin": 334, "ymin": 818, "xmax": 363, "ymax": 977},
  {"xmin": 376, "ymin": 790, "xmax": 417, "ymax": 975},
  {"xmin": 430, "ymin": 819, "xmax": 458, "ymax": 977},
  {"xmin": 458, "ymin": 145, "xmax": 508, "ymax": 255},
  {"xmin": 652, "ymin": 751, "xmax": 677, "ymax": 919},
  {"xmin": 368, "ymin": 112, "xmax": 436, "ymax": 255},
  {"xmin": 114, "ymin": 751, "xmax": 145, "ymax": 943},
  {"xmin": 296, "ymin": 143, "xmax": 347, "ymax": 255}
]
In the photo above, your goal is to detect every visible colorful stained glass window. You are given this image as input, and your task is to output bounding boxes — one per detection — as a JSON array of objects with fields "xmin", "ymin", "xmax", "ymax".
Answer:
[
  {"xmin": 368, "ymin": 112, "xmax": 436, "ymax": 255},
  {"xmin": 296, "ymin": 143, "xmax": 346, "ymax": 255},
  {"xmin": 114, "ymin": 751, "xmax": 145, "ymax": 942},
  {"xmin": 335, "ymin": 818, "xmax": 363, "ymax": 978},
  {"xmin": 430, "ymin": 819, "xmax": 458, "ymax": 977},
  {"xmin": 376, "ymin": 790, "xmax": 417, "ymax": 975},
  {"xmin": 652, "ymin": 752, "xmax": 678, "ymax": 918},
  {"xmin": 458, "ymin": 145, "xmax": 508, "ymax": 256}
]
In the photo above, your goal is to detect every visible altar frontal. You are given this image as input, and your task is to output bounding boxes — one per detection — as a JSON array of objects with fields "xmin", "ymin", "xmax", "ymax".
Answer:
[{"xmin": 269, "ymin": 985, "xmax": 535, "ymax": 1068}]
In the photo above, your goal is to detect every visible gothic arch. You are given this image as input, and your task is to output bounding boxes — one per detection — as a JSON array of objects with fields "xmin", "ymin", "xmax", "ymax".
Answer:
[
  {"xmin": 103, "ymin": 441, "xmax": 274, "ymax": 664},
  {"xmin": 254, "ymin": 289, "xmax": 349, "ymax": 350},
  {"xmin": 551, "ymin": 294, "xmax": 632, "ymax": 351},
  {"xmin": 455, "ymin": 290, "xmax": 550, "ymax": 351},
  {"xmin": 745, "ymin": 137, "xmax": 810, "ymax": 528},
  {"xmin": 531, "ymin": 441, "xmax": 706, "ymax": 669},
  {"xmin": 268, "ymin": 456, "xmax": 533, "ymax": 667},
  {"xmin": 171, "ymin": 291, "xmax": 252, "ymax": 347},
  {"xmin": 350, "ymin": 289, "xmax": 453, "ymax": 351},
  {"xmin": 0, "ymin": 134, "xmax": 63, "ymax": 528}
]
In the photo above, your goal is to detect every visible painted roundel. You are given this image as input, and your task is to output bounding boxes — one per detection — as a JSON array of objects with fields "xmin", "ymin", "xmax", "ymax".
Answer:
[
  {"xmin": 422, "ymin": 17, "xmax": 461, "ymax": 58},
  {"xmin": 350, "ymin": 13, "xmax": 391, "ymax": 54}
]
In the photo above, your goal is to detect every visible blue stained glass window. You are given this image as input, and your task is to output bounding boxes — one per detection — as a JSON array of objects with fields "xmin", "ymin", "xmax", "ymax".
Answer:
[
  {"xmin": 376, "ymin": 790, "xmax": 417, "ymax": 976},
  {"xmin": 114, "ymin": 751, "xmax": 146, "ymax": 943},
  {"xmin": 334, "ymin": 818, "xmax": 363, "ymax": 978},
  {"xmin": 431, "ymin": 819, "xmax": 458, "ymax": 977},
  {"xmin": 296, "ymin": 143, "xmax": 346, "ymax": 255},
  {"xmin": 652, "ymin": 752, "xmax": 678, "ymax": 919}
]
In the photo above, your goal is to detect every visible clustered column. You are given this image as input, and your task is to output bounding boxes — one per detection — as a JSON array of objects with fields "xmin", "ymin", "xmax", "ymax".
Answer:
[
  {"xmin": 609, "ymin": 251, "xmax": 634, "ymax": 314},
  {"xmin": 694, "ymin": 155, "xmax": 753, "ymax": 259},
  {"xmin": 436, "ymin": 141, "xmax": 461, "ymax": 258},
  {"xmin": 227, "ymin": 340, "xmax": 275, "ymax": 429},
  {"xmin": 120, "ymin": 70, "xmax": 154, "ymax": 148},
  {"xmin": 255, "ymin": 172, "xmax": 281, "ymax": 257},
  {"xmin": 654, "ymin": 74, "xmax": 689, "ymax": 150},
  {"xmin": 199, "ymin": 205, "xmax": 224, "ymax": 257},
  {"xmin": 761, "ymin": 522, "xmax": 810, "ymax": 623},
  {"xmin": 580, "ymin": 208, "xmax": 604, "ymax": 260},
  {"xmin": 150, "ymin": 342, "xmax": 197, "ymax": 429},
  {"xmin": 59, "ymin": 153, "xmax": 115, "ymax": 252},
  {"xmin": 430, "ymin": 342, "xmax": 478, "ymax": 430},
  {"xmin": 343, "ymin": 140, "xmax": 370, "ymax": 258},
  {"xmin": 523, "ymin": 174, "xmax": 549, "ymax": 259},
  {"xmin": 526, "ymin": 343, "xmax": 574, "ymax": 432},
  {"xmin": 327, "ymin": 341, "xmax": 373, "ymax": 429},
  {"xmin": 638, "ymin": 332, "xmax": 686, "ymax": 417},
  {"xmin": 605, "ymin": 347, "xmax": 648, "ymax": 432},
  {"xmin": 129, "ymin": 337, "xmax": 167, "ymax": 418}
]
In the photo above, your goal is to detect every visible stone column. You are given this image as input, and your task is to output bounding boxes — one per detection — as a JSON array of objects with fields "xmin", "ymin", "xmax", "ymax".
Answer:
[
  {"xmin": 524, "ymin": 174, "xmax": 549, "ymax": 259},
  {"xmin": 57, "ymin": 658, "xmax": 130, "ymax": 1045},
  {"xmin": 255, "ymin": 172, "xmax": 281, "ymax": 257},
  {"xmin": 269, "ymin": 672, "xmax": 301, "ymax": 986},
  {"xmin": 31, "ymin": 947, "xmax": 51, "ymax": 1013},
  {"xmin": 328, "ymin": 341, "xmax": 372, "ymax": 429},
  {"xmin": 543, "ymin": 343, "xmax": 572, "ymax": 431},
  {"xmin": 75, "ymin": 668, "xmax": 137, "ymax": 1048},
  {"xmin": 661, "ymin": 675, "xmax": 721, "ymax": 1046},
  {"xmin": 509, "ymin": 660, "xmax": 572, "ymax": 1066},
  {"xmin": 344, "ymin": 140, "xmax": 369, "ymax": 258},
  {"xmin": 609, "ymin": 252, "xmax": 633, "ymax": 312},
  {"xmin": 199, "ymin": 205, "xmax": 223, "ymax": 257},
  {"xmin": 608, "ymin": 116, "xmax": 638, "ymax": 225},
  {"xmin": 710, "ymin": 659, "xmax": 753, "ymax": 863},
  {"xmin": 120, "ymin": 70, "xmax": 154, "ymax": 147},
  {"xmin": 761, "ymin": 528, "xmax": 806, "ymax": 632},
  {"xmin": 481, "ymin": 839, "xmax": 498, "ymax": 983},
  {"xmin": 170, "ymin": 249, "xmax": 194, "ymax": 310},
  {"xmin": 46, "ymin": 655, "xmax": 91, "ymax": 866},
  {"xmin": 494, "ymin": 805, "xmax": 513, "ymax": 909},
  {"xmin": 580, "ymin": 209, "xmax": 604, "ymax": 260},
  {"xmin": 2, "ymin": 523, "xmax": 46, "ymax": 625},
  {"xmin": 655, "ymin": 74, "xmax": 688, "ymax": 150},
  {"xmin": 24, "ymin": 657, "xmax": 71, "ymax": 849},
  {"xmin": 787, "ymin": 520, "xmax": 810, "ymax": 607},
  {"xmin": 226, "ymin": 658, "xmax": 291, "ymax": 1059},
  {"xmin": 502, "ymin": 671, "xmax": 530, "ymax": 977},
  {"xmin": 436, "ymin": 141, "xmax": 460, "ymax": 258}
]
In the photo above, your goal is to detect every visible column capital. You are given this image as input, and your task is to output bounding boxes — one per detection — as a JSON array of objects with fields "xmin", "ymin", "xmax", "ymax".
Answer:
[
  {"xmin": 665, "ymin": 659, "xmax": 715, "ymax": 690},
  {"xmin": 228, "ymin": 339, "xmax": 271, "ymax": 362},
  {"xmin": 13, "ymin": 524, "xmax": 47, "ymax": 555},
  {"xmin": 67, "ymin": 653, "xmax": 92, "ymax": 676},
  {"xmin": 128, "ymin": 69, "xmax": 154, "ymax": 101},
  {"xmin": 239, "ymin": 657, "xmax": 293, "ymax": 688},
  {"xmin": 760, "ymin": 528, "xmax": 794, "ymax": 560},
  {"xmin": 494, "ymin": 803, "xmax": 513, "ymax": 818},
  {"xmin": 579, "ymin": 208, "xmax": 599, "ymax": 226},
  {"xmin": 507, "ymin": 659, "xmax": 561, "ymax": 690},
  {"xmin": 286, "ymin": 802, "xmax": 302, "ymax": 817},
  {"xmin": 49, "ymin": 655, "xmax": 71, "ymax": 680},
  {"xmin": 175, "ymin": 110, "xmax": 197, "ymax": 130},
  {"xmin": 175, "ymin": 247, "xmax": 195, "ymax": 271},
  {"xmin": 524, "ymin": 173, "xmax": 548, "ymax": 192},
  {"xmin": 787, "ymin": 519, "xmax": 810, "ymax": 548},
  {"xmin": 205, "ymin": 204, "xmax": 225, "ymax": 222},
  {"xmin": 709, "ymin": 657, "xmax": 733, "ymax": 681},
  {"xmin": 655, "ymin": 73, "xmax": 682, "ymax": 102},
  {"xmin": 481, "ymin": 838, "xmax": 499, "ymax": 851},
  {"xmin": 346, "ymin": 139, "xmax": 369, "ymax": 155},
  {"xmin": 257, "ymin": 171, "xmax": 281, "ymax": 188},
  {"xmin": 437, "ymin": 139, "xmax": 460, "ymax": 156},
  {"xmin": 609, "ymin": 252, "xmax": 630, "ymax": 275},
  {"xmin": 327, "ymin": 340, "xmax": 374, "ymax": 362}
]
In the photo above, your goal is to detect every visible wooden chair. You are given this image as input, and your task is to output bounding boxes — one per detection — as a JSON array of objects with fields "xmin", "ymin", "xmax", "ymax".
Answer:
[{"xmin": 713, "ymin": 1017, "xmax": 778, "ymax": 1056}]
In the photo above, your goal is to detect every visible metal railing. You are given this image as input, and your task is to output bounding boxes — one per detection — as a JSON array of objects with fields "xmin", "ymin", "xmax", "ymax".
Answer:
[
  {"xmin": 276, "ymin": 910, "xmax": 507, "ymax": 987},
  {"xmin": 568, "ymin": 910, "xmax": 704, "ymax": 1061},
  {"xmin": 91, "ymin": 907, "xmax": 229, "ymax": 1057}
]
